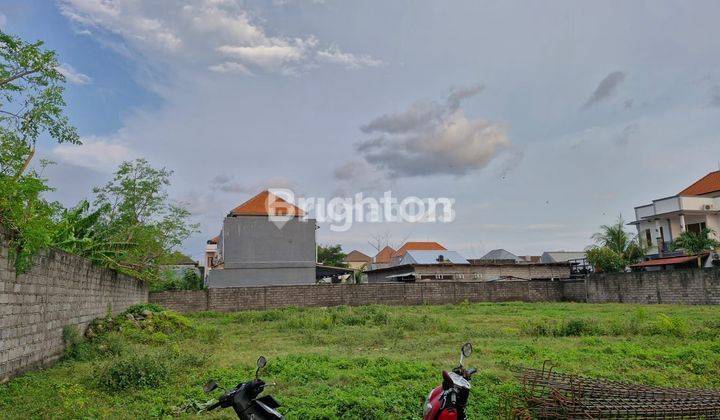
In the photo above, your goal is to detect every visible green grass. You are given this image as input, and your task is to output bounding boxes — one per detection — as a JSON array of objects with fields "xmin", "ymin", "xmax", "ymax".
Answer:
[{"xmin": 2, "ymin": 302, "xmax": 720, "ymax": 419}]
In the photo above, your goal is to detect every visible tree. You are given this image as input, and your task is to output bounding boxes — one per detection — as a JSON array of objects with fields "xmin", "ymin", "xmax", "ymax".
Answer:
[
  {"xmin": 90, "ymin": 159, "xmax": 198, "ymax": 282},
  {"xmin": 671, "ymin": 228, "xmax": 720, "ymax": 256},
  {"xmin": 317, "ymin": 244, "xmax": 348, "ymax": 267},
  {"xmin": 0, "ymin": 31, "xmax": 79, "ymax": 176},
  {"xmin": 0, "ymin": 31, "xmax": 79, "ymax": 272},
  {"xmin": 587, "ymin": 217, "xmax": 645, "ymax": 273}
]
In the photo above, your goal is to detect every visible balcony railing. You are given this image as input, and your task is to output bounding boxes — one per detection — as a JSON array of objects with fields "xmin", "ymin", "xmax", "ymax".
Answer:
[{"xmin": 635, "ymin": 196, "xmax": 720, "ymax": 220}]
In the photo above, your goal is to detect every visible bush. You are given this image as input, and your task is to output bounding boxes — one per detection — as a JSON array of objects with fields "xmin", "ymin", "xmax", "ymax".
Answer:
[
  {"xmin": 586, "ymin": 246, "xmax": 626, "ymax": 273},
  {"xmin": 99, "ymin": 355, "xmax": 169, "ymax": 391},
  {"xmin": 62, "ymin": 325, "xmax": 83, "ymax": 359}
]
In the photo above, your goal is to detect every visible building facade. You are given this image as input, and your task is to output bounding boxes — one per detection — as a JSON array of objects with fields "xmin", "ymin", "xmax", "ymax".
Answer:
[
  {"xmin": 207, "ymin": 191, "xmax": 317, "ymax": 287},
  {"xmin": 632, "ymin": 171, "xmax": 720, "ymax": 257}
]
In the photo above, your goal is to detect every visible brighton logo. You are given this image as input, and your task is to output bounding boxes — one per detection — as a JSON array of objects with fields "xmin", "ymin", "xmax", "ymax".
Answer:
[{"xmin": 266, "ymin": 188, "xmax": 455, "ymax": 231}]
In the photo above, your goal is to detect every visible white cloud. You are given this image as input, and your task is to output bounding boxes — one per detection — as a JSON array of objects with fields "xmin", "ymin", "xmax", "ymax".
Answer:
[
  {"xmin": 316, "ymin": 47, "xmax": 384, "ymax": 69},
  {"xmin": 52, "ymin": 137, "xmax": 132, "ymax": 172},
  {"xmin": 58, "ymin": 0, "xmax": 380, "ymax": 76},
  {"xmin": 209, "ymin": 61, "xmax": 251, "ymax": 74},
  {"xmin": 56, "ymin": 63, "xmax": 92, "ymax": 85}
]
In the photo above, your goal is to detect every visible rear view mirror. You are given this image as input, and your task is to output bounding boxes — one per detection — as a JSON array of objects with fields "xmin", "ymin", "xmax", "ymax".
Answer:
[
  {"xmin": 203, "ymin": 380, "xmax": 218, "ymax": 393},
  {"xmin": 257, "ymin": 356, "xmax": 267, "ymax": 369},
  {"xmin": 462, "ymin": 343, "xmax": 473, "ymax": 358}
]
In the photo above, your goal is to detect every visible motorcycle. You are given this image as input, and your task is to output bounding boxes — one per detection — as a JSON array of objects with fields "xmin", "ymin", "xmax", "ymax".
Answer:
[
  {"xmin": 423, "ymin": 343, "xmax": 476, "ymax": 420},
  {"xmin": 203, "ymin": 356, "xmax": 284, "ymax": 419}
]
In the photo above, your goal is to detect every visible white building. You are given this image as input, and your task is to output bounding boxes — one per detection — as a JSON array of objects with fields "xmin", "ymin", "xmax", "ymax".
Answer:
[{"xmin": 632, "ymin": 171, "xmax": 720, "ymax": 256}]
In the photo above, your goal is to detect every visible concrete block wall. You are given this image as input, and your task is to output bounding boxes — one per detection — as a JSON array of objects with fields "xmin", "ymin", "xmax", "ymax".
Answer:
[
  {"xmin": 586, "ymin": 268, "xmax": 720, "ymax": 304},
  {"xmin": 1, "ymin": 243, "xmax": 147, "ymax": 383},
  {"xmin": 150, "ymin": 280, "xmax": 567, "ymax": 313}
]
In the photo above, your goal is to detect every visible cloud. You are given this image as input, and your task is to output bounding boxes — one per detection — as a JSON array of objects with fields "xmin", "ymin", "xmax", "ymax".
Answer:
[
  {"xmin": 0, "ymin": 13, "xmax": 6, "ymax": 29},
  {"xmin": 347, "ymin": 85, "xmax": 514, "ymax": 178},
  {"xmin": 56, "ymin": 63, "xmax": 92, "ymax": 85},
  {"xmin": 316, "ymin": 46, "xmax": 384, "ymax": 69},
  {"xmin": 615, "ymin": 123, "xmax": 639, "ymax": 146},
  {"xmin": 709, "ymin": 85, "xmax": 720, "ymax": 107},
  {"xmin": 211, "ymin": 174, "xmax": 294, "ymax": 194},
  {"xmin": 58, "ymin": 0, "xmax": 380, "ymax": 76},
  {"xmin": 52, "ymin": 137, "xmax": 132, "ymax": 172},
  {"xmin": 582, "ymin": 71, "xmax": 626, "ymax": 109}
]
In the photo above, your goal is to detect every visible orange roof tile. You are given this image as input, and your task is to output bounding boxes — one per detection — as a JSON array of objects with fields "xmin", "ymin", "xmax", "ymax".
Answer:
[
  {"xmin": 630, "ymin": 255, "xmax": 701, "ymax": 268},
  {"xmin": 207, "ymin": 235, "xmax": 219, "ymax": 244},
  {"xmin": 229, "ymin": 190, "xmax": 305, "ymax": 217},
  {"xmin": 374, "ymin": 246, "xmax": 395, "ymax": 264},
  {"xmin": 679, "ymin": 171, "xmax": 720, "ymax": 196},
  {"xmin": 345, "ymin": 250, "xmax": 372, "ymax": 263},
  {"xmin": 391, "ymin": 241, "xmax": 446, "ymax": 258}
]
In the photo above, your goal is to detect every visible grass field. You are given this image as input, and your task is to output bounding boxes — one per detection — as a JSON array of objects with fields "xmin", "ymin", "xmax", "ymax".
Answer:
[{"xmin": 1, "ymin": 302, "xmax": 720, "ymax": 419}]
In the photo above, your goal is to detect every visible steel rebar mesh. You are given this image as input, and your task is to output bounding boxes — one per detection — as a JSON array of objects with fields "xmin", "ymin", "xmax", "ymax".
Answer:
[{"xmin": 507, "ymin": 361, "xmax": 720, "ymax": 419}]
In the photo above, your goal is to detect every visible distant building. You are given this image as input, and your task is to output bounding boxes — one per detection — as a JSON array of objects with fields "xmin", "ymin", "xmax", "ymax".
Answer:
[
  {"xmin": 389, "ymin": 241, "xmax": 446, "ymax": 265},
  {"xmin": 365, "ymin": 244, "xmax": 571, "ymax": 282},
  {"xmin": 478, "ymin": 249, "xmax": 521, "ymax": 263},
  {"xmin": 207, "ymin": 190, "xmax": 317, "ymax": 288},
  {"xmin": 369, "ymin": 245, "xmax": 395, "ymax": 270},
  {"xmin": 344, "ymin": 250, "xmax": 372, "ymax": 270},
  {"xmin": 631, "ymin": 170, "xmax": 720, "ymax": 257},
  {"xmin": 160, "ymin": 252, "xmax": 201, "ymax": 280},
  {"xmin": 540, "ymin": 251, "xmax": 586, "ymax": 264},
  {"xmin": 203, "ymin": 235, "xmax": 220, "ymax": 279}
]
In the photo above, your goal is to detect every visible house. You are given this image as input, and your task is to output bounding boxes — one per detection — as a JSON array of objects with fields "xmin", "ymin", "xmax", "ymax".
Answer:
[
  {"xmin": 477, "ymin": 249, "xmax": 522, "ymax": 263},
  {"xmin": 206, "ymin": 190, "xmax": 317, "ymax": 287},
  {"xmin": 389, "ymin": 241, "xmax": 446, "ymax": 265},
  {"xmin": 203, "ymin": 235, "xmax": 220, "ymax": 279},
  {"xmin": 368, "ymin": 245, "xmax": 395, "ymax": 270},
  {"xmin": 632, "ymin": 170, "xmax": 720, "ymax": 257},
  {"xmin": 160, "ymin": 252, "xmax": 201, "ymax": 280},
  {"xmin": 344, "ymin": 250, "xmax": 372, "ymax": 270},
  {"xmin": 364, "ymin": 244, "xmax": 571, "ymax": 283},
  {"xmin": 541, "ymin": 251, "xmax": 586, "ymax": 264}
]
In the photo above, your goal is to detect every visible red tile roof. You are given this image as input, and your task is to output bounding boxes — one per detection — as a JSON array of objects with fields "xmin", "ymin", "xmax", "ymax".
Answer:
[
  {"xmin": 679, "ymin": 171, "xmax": 720, "ymax": 196},
  {"xmin": 374, "ymin": 246, "xmax": 395, "ymax": 264},
  {"xmin": 207, "ymin": 235, "xmax": 219, "ymax": 244},
  {"xmin": 391, "ymin": 241, "xmax": 446, "ymax": 258},
  {"xmin": 229, "ymin": 190, "xmax": 305, "ymax": 217},
  {"xmin": 630, "ymin": 255, "xmax": 701, "ymax": 268},
  {"xmin": 345, "ymin": 250, "xmax": 372, "ymax": 263}
]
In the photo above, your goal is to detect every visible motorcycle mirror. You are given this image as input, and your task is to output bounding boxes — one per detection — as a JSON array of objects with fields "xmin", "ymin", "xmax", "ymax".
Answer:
[
  {"xmin": 461, "ymin": 343, "xmax": 473, "ymax": 358},
  {"xmin": 203, "ymin": 380, "xmax": 218, "ymax": 393},
  {"xmin": 257, "ymin": 356, "xmax": 267, "ymax": 369}
]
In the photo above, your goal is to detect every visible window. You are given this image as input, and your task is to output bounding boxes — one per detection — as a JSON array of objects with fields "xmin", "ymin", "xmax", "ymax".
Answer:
[
  {"xmin": 644, "ymin": 229, "xmax": 652, "ymax": 246},
  {"xmin": 659, "ymin": 226, "xmax": 665, "ymax": 244},
  {"xmin": 687, "ymin": 222, "xmax": 707, "ymax": 235}
]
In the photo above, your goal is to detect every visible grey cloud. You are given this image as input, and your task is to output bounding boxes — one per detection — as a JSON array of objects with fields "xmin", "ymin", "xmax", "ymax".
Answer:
[
  {"xmin": 446, "ymin": 84, "xmax": 484, "ymax": 110},
  {"xmin": 348, "ymin": 85, "xmax": 514, "ymax": 178},
  {"xmin": 615, "ymin": 123, "xmax": 638, "ymax": 147},
  {"xmin": 709, "ymin": 86, "xmax": 720, "ymax": 107},
  {"xmin": 360, "ymin": 102, "xmax": 443, "ymax": 134},
  {"xmin": 582, "ymin": 71, "xmax": 626, "ymax": 109}
]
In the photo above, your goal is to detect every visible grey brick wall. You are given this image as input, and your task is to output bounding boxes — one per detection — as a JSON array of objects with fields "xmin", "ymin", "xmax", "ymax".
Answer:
[
  {"xmin": 586, "ymin": 268, "xmax": 720, "ymax": 304},
  {"xmin": 1, "ymin": 243, "xmax": 147, "ymax": 383},
  {"xmin": 150, "ymin": 279, "xmax": 567, "ymax": 312}
]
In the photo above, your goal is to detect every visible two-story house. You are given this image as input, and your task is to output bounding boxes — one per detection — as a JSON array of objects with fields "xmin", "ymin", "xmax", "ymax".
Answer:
[
  {"xmin": 206, "ymin": 190, "xmax": 317, "ymax": 287},
  {"xmin": 632, "ymin": 171, "xmax": 720, "ymax": 257}
]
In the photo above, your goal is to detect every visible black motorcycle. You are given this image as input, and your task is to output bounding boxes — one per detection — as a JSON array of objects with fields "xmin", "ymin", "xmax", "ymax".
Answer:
[{"xmin": 203, "ymin": 356, "xmax": 283, "ymax": 419}]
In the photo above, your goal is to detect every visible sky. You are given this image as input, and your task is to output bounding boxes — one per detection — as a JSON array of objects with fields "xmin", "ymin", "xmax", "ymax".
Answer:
[{"xmin": 3, "ymin": 0, "xmax": 720, "ymax": 261}]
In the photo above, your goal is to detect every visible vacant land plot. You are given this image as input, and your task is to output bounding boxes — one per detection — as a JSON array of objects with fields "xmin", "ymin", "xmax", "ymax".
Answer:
[{"xmin": 1, "ymin": 302, "xmax": 720, "ymax": 419}]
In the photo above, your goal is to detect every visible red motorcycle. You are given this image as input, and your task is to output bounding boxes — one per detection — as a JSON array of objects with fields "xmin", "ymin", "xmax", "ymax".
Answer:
[{"xmin": 423, "ymin": 343, "xmax": 476, "ymax": 420}]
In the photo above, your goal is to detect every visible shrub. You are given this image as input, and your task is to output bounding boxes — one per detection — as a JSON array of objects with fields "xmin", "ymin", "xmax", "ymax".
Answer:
[
  {"xmin": 62, "ymin": 325, "xmax": 83, "ymax": 359},
  {"xmin": 99, "ymin": 355, "xmax": 169, "ymax": 391}
]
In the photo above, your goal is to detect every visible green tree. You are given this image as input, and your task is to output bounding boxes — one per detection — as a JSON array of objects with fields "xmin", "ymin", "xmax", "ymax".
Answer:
[
  {"xmin": 91, "ymin": 159, "xmax": 198, "ymax": 282},
  {"xmin": 587, "ymin": 217, "xmax": 645, "ymax": 273},
  {"xmin": 0, "ymin": 31, "xmax": 79, "ymax": 176},
  {"xmin": 671, "ymin": 228, "xmax": 720, "ymax": 256},
  {"xmin": 0, "ymin": 30, "xmax": 79, "ymax": 272},
  {"xmin": 317, "ymin": 244, "xmax": 348, "ymax": 267}
]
